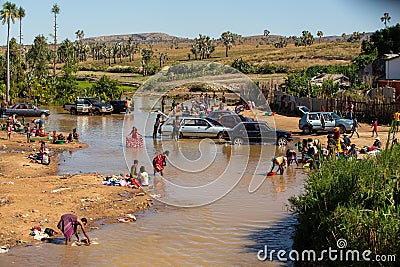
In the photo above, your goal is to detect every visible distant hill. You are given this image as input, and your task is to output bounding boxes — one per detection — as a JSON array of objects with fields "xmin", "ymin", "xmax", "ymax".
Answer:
[
  {"xmin": 83, "ymin": 32, "xmax": 372, "ymax": 44},
  {"xmin": 84, "ymin": 32, "xmax": 191, "ymax": 44}
]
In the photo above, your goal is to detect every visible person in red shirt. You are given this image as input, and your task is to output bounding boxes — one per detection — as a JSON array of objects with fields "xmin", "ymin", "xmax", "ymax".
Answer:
[
  {"xmin": 371, "ymin": 119, "xmax": 379, "ymax": 137},
  {"xmin": 153, "ymin": 151, "xmax": 169, "ymax": 177},
  {"xmin": 6, "ymin": 122, "xmax": 12, "ymax": 140}
]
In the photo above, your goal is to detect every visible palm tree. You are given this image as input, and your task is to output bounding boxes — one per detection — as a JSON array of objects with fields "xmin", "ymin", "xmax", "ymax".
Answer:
[
  {"xmin": 221, "ymin": 31, "xmax": 236, "ymax": 57},
  {"xmin": 51, "ymin": 4, "xmax": 60, "ymax": 77},
  {"xmin": 17, "ymin": 6, "xmax": 25, "ymax": 55},
  {"xmin": 380, "ymin": 12, "xmax": 391, "ymax": 28},
  {"xmin": 1, "ymin": 1, "xmax": 18, "ymax": 104},
  {"xmin": 317, "ymin": 30, "xmax": 323, "ymax": 44}
]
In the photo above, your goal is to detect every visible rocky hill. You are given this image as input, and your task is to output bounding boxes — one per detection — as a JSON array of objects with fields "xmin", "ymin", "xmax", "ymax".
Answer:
[{"xmin": 84, "ymin": 32, "xmax": 191, "ymax": 44}]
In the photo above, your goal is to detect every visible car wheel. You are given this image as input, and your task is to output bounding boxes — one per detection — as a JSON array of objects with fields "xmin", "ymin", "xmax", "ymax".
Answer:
[
  {"xmin": 179, "ymin": 132, "xmax": 183, "ymax": 139},
  {"xmin": 40, "ymin": 112, "xmax": 47, "ymax": 117},
  {"xmin": 233, "ymin": 137, "xmax": 244, "ymax": 145},
  {"xmin": 339, "ymin": 125, "xmax": 346, "ymax": 134},
  {"xmin": 93, "ymin": 109, "xmax": 100, "ymax": 115},
  {"xmin": 70, "ymin": 109, "xmax": 77, "ymax": 115},
  {"xmin": 277, "ymin": 137, "xmax": 288, "ymax": 147},
  {"xmin": 302, "ymin": 126, "xmax": 311, "ymax": 135},
  {"xmin": 217, "ymin": 132, "xmax": 224, "ymax": 141}
]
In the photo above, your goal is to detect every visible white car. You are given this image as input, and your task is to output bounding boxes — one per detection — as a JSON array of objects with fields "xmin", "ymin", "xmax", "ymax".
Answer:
[{"xmin": 160, "ymin": 117, "xmax": 230, "ymax": 139}]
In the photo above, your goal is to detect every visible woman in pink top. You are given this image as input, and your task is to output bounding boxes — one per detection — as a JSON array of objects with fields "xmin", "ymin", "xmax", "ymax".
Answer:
[{"xmin": 371, "ymin": 119, "xmax": 378, "ymax": 137}]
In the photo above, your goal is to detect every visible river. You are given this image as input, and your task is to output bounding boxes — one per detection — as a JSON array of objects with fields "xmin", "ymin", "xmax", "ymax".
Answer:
[{"xmin": 0, "ymin": 97, "xmax": 307, "ymax": 266}]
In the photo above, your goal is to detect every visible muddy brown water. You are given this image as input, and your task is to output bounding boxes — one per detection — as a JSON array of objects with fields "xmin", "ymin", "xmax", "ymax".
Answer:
[{"xmin": 0, "ymin": 97, "xmax": 307, "ymax": 266}]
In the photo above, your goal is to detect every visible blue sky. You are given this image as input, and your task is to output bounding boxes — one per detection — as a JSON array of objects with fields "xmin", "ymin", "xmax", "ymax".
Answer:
[{"xmin": 2, "ymin": 0, "xmax": 400, "ymax": 45}]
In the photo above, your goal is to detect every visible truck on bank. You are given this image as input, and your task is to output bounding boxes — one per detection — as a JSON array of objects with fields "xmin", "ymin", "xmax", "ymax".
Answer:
[{"xmin": 63, "ymin": 97, "xmax": 114, "ymax": 115}]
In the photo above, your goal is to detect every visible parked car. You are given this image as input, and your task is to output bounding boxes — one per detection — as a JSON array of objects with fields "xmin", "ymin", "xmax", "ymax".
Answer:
[
  {"xmin": 298, "ymin": 112, "xmax": 353, "ymax": 134},
  {"xmin": 64, "ymin": 97, "xmax": 113, "ymax": 115},
  {"xmin": 218, "ymin": 114, "xmax": 254, "ymax": 128},
  {"xmin": 296, "ymin": 105, "xmax": 310, "ymax": 116},
  {"xmin": 109, "ymin": 100, "xmax": 134, "ymax": 114},
  {"xmin": 160, "ymin": 117, "xmax": 230, "ymax": 139},
  {"xmin": 221, "ymin": 121, "xmax": 293, "ymax": 146},
  {"xmin": 5, "ymin": 103, "xmax": 50, "ymax": 117},
  {"xmin": 206, "ymin": 110, "xmax": 235, "ymax": 120}
]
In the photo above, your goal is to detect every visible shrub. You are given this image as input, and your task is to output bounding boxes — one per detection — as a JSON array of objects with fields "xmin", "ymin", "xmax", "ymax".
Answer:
[{"xmin": 290, "ymin": 146, "xmax": 400, "ymax": 265}]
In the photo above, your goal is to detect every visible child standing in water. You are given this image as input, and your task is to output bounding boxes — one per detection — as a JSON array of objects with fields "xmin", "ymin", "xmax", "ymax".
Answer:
[{"xmin": 138, "ymin": 166, "xmax": 149, "ymax": 186}]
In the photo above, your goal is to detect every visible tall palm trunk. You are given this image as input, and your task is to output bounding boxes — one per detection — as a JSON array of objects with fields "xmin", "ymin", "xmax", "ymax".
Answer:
[
  {"xmin": 53, "ymin": 13, "xmax": 57, "ymax": 77},
  {"xmin": 6, "ymin": 18, "xmax": 10, "ymax": 103},
  {"xmin": 19, "ymin": 18, "xmax": 22, "ymax": 54}
]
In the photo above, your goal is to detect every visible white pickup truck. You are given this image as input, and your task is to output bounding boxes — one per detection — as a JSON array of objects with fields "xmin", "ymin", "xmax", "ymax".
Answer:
[{"xmin": 63, "ymin": 97, "xmax": 113, "ymax": 115}]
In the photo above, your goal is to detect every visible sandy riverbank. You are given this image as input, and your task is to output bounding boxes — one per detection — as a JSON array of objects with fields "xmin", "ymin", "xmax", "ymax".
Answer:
[{"xmin": 0, "ymin": 132, "xmax": 151, "ymax": 250}]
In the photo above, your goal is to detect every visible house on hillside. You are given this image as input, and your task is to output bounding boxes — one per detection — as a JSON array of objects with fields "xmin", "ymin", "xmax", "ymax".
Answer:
[
  {"xmin": 377, "ymin": 54, "xmax": 400, "ymax": 97},
  {"xmin": 357, "ymin": 58, "xmax": 385, "ymax": 86},
  {"xmin": 310, "ymin": 73, "xmax": 351, "ymax": 89}
]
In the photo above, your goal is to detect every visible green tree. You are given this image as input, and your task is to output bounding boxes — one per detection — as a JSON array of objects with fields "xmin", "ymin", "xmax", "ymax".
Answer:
[
  {"xmin": 192, "ymin": 34, "xmax": 215, "ymax": 60},
  {"xmin": 51, "ymin": 3, "xmax": 60, "ymax": 78},
  {"xmin": 363, "ymin": 23, "xmax": 400, "ymax": 56},
  {"xmin": 263, "ymin": 29, "xmax": 270, "ymax": 39},
  {"xmin": 284, "ymin": 72, "xmax": 311, "ymax": 97},
  {"xmin": 317, "ymin": 30, "xmax": 323, "ymax": 44},
  {"xmin": 220, "ymin": 31, "xmax": 238, "ymax": 57},
  {"xmin": 55, "ymin": 39, "xmax": 79, "ymax": 103},
  {"xmin": 91, "ymin": 75, "xmax": 122, "ymax": 100},
  {"xmin": 301, "ymin": 30, "xmax": 314, "ymax": 47},
  {"xmin": 17, "ymin": 6, "xmax": 25, "ymax": 56},
  {"xmin": 380, "ymin": 12, "xmax": 391, "ymax": 28},
  {"xmin": 1, "ymin": 1, "xmax": 18, "ymax": 103},
  {"xmin": 141, "ymin": 48, "xmax": 153, "ymax": 76},
  {"xmin": 273, "ymin": 37, "xmax": 287, "ymax": 48},
  {"xmin": 26, "ymin": 35, "xmax": 51, "ymax": 80},
  {"xmin": 347, "ymin": 31, "xmax": 365, "ymax": 43}
]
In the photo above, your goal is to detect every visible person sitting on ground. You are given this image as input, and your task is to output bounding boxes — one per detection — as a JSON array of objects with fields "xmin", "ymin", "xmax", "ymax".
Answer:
[
  {"xmin": 58, "ymin": 133, "xmax": 65, "ymax": 141},
  {"xmin": 73, "ymin": 128, "xmax": 79, "ymax": 141},
  {"xmin": 269, "ymin": 156, "xmax": 287, "ymax": 175},
  {"xmin": 372, "ymin": 137, "xmax": 381, "ymax": 149},
  {"xmin": 41, "ymin": 149, "xmax": 51, "ymax": 165},
  {"xmin": 138, "ymin": 166, "xmax": 149, "ymax": 186},
  {"xmin": 327, "ymin": 134, "xmax": 337, "ymax": 158},
  {"xmin": 343, "ymin": 134, "xmax": 351, "ymax": 146},
  {"xmin": 286, "ymin": 148, "xmax": 298, "ymax": 166},
  {"xmin": 346, "ymin": 144, "xmax": 358, "ymax": 158},
  {"xmin": 52, "ymin": 130, "xmax": 58, "ymax": 144},
  {"xmin": 57, "ymin": 214, "xmax": 90, "ymax": 246},
  {"xmin": 36, "ymin": 126, "xmax": 45, "ymax": 137},
  {"xmin": 67, "ymin": 133, "xmax": 73, "ymax": 143}
]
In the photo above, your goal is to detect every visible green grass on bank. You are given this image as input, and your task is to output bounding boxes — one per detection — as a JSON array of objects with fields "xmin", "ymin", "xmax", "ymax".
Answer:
[{"xmin": 290, "ymin": 146, "xmax": 399, "ymax": 265}]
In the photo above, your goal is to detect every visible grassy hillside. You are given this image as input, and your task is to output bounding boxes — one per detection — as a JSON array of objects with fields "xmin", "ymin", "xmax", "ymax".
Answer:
[{"xmin": 76, "ymin": 41, "xmax": 361, "ymax": 85}]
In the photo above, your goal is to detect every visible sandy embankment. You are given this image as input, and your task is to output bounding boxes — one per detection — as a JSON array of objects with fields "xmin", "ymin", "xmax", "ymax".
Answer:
[{"xmin": 0, "ymin": 132, "xmax": 151, "ymax": 250}]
